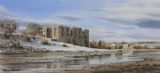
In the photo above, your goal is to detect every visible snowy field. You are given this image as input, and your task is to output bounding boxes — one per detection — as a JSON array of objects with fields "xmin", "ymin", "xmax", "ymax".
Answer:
[{"xmin": 21, "ymin": 38, "xmax": 109, "ymax": 52}]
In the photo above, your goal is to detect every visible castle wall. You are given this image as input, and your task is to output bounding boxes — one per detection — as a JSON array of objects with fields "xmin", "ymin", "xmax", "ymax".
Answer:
[{"xmin": 43, "ymin": 25, "xmax": 89, "ymax": 47}]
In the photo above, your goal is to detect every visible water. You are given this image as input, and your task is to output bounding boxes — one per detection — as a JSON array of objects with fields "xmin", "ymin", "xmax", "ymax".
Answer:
[{"xmin": 0, "ymin": 50, "xmax": 159, "ymax": 72}]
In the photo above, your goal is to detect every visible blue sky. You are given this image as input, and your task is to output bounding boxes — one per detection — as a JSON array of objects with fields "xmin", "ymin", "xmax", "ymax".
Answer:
[{"xmin": 0, "ymin": 0, "xmax": 160, "ymax": 42}]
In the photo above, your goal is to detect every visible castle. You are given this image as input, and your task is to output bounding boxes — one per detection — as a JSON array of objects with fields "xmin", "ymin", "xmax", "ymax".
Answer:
[{"xmin": 42, "ymin": 25, "xmax": 89, "ymax": 47}]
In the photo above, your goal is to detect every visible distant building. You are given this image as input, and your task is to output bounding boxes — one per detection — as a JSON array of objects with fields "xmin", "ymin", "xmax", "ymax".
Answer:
[
  {"xmin": 90, "ymin": 40, "xmax": 113, "ymax": 49},
  {"xmin": 122, "ymin": 44, "xmax": 129, "ymax": 49},
  {"xmin": 110, "ymin": 44, "xmax": 116, "ymax": 49},
  {"xmin": 42, "ymin": 25, "xmax": 89, "ymax": 47}
]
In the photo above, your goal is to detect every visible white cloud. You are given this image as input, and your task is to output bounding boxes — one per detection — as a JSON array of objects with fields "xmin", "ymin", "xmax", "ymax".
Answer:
[
  {"xmin": 1, "ymin": 0, "xmax": 160, "ymax": 42},
  {"xmin": 0, "ymin": 5, "xmax": 18, "ymax": 18},
  {"xmin": 99, "ymin": 1, "xmax": 160, "ymax": 23}
]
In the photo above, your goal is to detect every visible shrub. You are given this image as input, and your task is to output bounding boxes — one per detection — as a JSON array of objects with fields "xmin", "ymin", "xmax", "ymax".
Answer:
[
  {"xmin": 24, "ymin": 37, "xmax": 31, "ymax": 42},
  {"xmin": 62, "ymin": 44, "xmax": 68, "ymax": 47},
  {"xmin": 42, "ymin": 40, "xmax": 49, "ymax": 45},
  {"xmin": 106, "ymin": 46, "xmax": 112, "ymax": 49}
]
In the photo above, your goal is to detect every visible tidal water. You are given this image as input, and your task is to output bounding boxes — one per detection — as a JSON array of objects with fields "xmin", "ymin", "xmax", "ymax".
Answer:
[{"xmin": 0, "ymin": 50, "xmax": 159, "ymax": 72}]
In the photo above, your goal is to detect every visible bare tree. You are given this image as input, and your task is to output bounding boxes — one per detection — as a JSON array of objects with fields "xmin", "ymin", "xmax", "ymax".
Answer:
[
  {"xmin": 0, "ymin": 19, "xmax": 19, "ymax": 47},
  {"xmin": 26, "ymin": 22, "xmax": 42, "ymax": 39}
]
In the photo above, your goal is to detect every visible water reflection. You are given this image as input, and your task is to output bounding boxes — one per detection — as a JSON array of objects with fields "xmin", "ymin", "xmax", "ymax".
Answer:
[{"xmin": 0, "ymin": 51, "xmax": 159, "ymax": 72}]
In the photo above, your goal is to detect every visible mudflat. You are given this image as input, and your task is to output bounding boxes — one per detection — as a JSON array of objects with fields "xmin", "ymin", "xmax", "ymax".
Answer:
[{"xmin": 61, "ymin": 58, "xmax": 160, "ymax": 73}]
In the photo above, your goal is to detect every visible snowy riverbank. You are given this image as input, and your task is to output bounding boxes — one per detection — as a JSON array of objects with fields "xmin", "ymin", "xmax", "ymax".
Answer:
[
  {"xmin": 0, "ymin": 38, "xmax": 117, "ymax": 54},
  {"xmin": 21, "ymin": 39, "xmax": 110, "ymax": 52}
]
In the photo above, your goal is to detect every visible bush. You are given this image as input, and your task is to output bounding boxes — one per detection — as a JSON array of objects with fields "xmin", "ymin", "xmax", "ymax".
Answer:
[
  {"xmin": 24, "ymin": 37, "xmax": 31, "ymax": 42},
  {"xmin": 106, "ymin": 46, "xmax": 112, "ymax": 49},
  {"xmin": 42, "ymin": 40, "xmax": 50, "ymax": 45},
  {"xmin": 62, "ymin": 44, "xmax": 68, "ymax": 47}
]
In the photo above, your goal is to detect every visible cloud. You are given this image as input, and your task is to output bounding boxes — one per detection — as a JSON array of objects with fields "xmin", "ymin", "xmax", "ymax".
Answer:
[
  {"xmin": 94, "ymin": 0, "xmax": 160, "ymax": 29},
  {"xmin": 135, "ymin": 19, "xmax": 160, "ymax": 29},
  {"xmin": 0, "ymin": 5, "xmax": 18, "ymax": 19},
  {"xmin": 1, "ymin": 0, "xmax": 160, "ymax": 42},
  {"xmin": 56, "ymin": 15, "xmax": 81, "ymax": 21}
]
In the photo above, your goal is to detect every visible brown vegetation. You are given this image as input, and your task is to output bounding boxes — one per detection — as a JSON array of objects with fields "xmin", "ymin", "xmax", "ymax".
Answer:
[{"xmin": 0, "ymin": 19, "xmax": 21, "ymax": 48}]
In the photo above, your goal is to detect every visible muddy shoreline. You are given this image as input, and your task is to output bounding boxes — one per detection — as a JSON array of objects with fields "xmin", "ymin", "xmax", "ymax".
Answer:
[
  {"xmin": 1, "ymin": 49, "xmax": 160, "ymax": 73},
  {"xmin": 60, "ymin": 58, "xmax": 160, "ymax": 73},
  {"xmin": 58, "ymin": 49, "xmax": 160, "ymax": 73}
]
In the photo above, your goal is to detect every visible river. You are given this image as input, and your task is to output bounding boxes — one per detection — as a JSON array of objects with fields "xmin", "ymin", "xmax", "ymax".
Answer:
[{"xmin": 0, "ymin": 50, "xmax": 159, "ymax": 73}]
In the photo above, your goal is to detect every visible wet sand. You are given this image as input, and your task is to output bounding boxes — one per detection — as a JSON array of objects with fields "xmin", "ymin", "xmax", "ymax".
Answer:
[
  {"xmin": 59, "ymin": 49, "xmax": 160, "ymax": 73},
  {"xmin": 61, "ymin": 58, "xmax": 160, "ymax": 73}
]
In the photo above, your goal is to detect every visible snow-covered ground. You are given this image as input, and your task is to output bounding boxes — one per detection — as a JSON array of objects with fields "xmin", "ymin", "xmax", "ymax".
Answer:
[
  {"xmin": 0, "ymin": 37, "xmax": 114, "ymax": 52},
  {"xmin": 21, "ymin": 38, "xmax": 109, "ymax": 52}
]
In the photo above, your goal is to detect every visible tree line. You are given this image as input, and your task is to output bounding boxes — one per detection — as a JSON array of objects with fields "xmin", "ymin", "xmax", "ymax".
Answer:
[{"xmin": 0, "ymin": 19, "xmax": 42, "ymax": 48}]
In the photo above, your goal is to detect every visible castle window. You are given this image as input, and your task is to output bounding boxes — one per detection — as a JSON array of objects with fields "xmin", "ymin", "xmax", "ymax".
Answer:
[
  {"xmin": 67, "ymin": 28, "xmax": 69, "ymax": 36},
  {"xmin": 54, "ymin": 27, "xmax": 56, "ymax": 36},
  {"xmin": 71, "ymin": 30, "xmax": 73, "ymax": 37},
  {"xmin": 61, "ymin": 27, "xmax": 64, "ymax": 37}
]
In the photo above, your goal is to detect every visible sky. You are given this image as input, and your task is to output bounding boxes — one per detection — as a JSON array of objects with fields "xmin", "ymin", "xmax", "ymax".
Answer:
[{"xmin": 0, "ymin": 0, "xmax": 160, "ymax": 42}]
